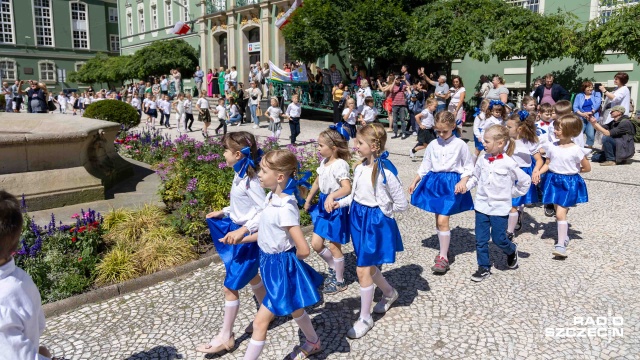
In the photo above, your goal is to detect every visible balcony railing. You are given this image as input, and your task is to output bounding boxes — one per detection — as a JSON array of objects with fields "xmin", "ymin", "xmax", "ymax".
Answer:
[
  {"xmin": 205, "ymin": 0, "xmax": 226, "ymax": 14},
  {"xmin": 236, "ymin": 0, "xmax": 260, "ymax": 7}
]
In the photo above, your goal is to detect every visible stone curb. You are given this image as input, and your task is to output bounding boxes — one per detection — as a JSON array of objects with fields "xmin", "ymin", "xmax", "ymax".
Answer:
[{"xmin": 43, "ymin": 224, "xmax": 315, "ymax": 318}]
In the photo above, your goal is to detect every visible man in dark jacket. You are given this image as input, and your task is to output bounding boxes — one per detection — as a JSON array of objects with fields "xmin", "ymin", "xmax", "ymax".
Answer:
[
  {"xmin": 589, "ymin": 105, "xmax": 637, "ymax": 166},
  {"xmin": 532, "ymin": 74, "xmax": 570, "ymax": 105}
]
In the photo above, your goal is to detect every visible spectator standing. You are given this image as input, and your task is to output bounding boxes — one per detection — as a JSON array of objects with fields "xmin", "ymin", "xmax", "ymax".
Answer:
[
  {"xmin": 262, "ymin": 62, "xmax": 270, "ymax": 98},
  {"xmin": 599, "ymin": 72, "xmax": 631, "ymax": 124},
  {"xmin": 211, "ymin": 68, "xmax": 219, "ymax": 97},
  {"xmin": 332, "ymin": 83, "xmax": 346, "ymax": 124},
  {"xmin": 194, "ymin": 66, "xmax": 205, "ymax": 94},
  {"xmin": 401, "ymin": 65, "xmax": 411, "ymax": 84},
  {"xmin": 486, "ymin": 75, "xmax": 509, "ymax": 104},
  {"xmin": 390, "ymin": 76, "xmax": 410, "ymax": 139},
  {"xmin": 173, "ymin": 69, "xmax": 182, "ymax": 94},
  {"xmin": 474, "ymin": 75, "xmax": 492, "ymax": 101},
  {"xmin": 19, "ymin": 81, "xmax": 47, "ymax": 113},
  {"xmin": 152, "ymin": 79, "xmax": 161, "ymax": 97},
  {"xmin": 329, "ymin": 64, "xmax": 343, "ymax": 86},
  {"xmin": 322, "ymin": 68, "xmax": 332, "ymax": 105},
  {"xmin": 217, "ymin": 67, "xmax": 226, "ymax": 96},
  {"xmin": 532, "ymin": 73, "xmax": 570, "ymax": 106},
  {"xmin": 248, "ymin": 81, "xmax": 262, "ymax": 129},
  {"xmin": 206, "ymin": 69, "xmax": 214, "ymax": 97},
  {"xmin": 423, "ymin": 75, "xmax": 450, "ymax": 114},
  {"xmin": 11, "ymin": 80, "xmax": 22, "ymax": 112},
  {"xmin": 160, "ymin": 75, "xmax": 168, "ymax": 96},
  {"xmin": 447, "ymin": 75, "xmax": 466, "ymax": 135},
  {"xmin": 229, "ymin": 66, "xmax": 238, "ymax": 87},
  {"xmin": 2, "ymin": 82, "xmax": 12, "ymax": 112},
  {"xmin": 573, "ymin": 81, "xmax": 602, "ymax": 148}
]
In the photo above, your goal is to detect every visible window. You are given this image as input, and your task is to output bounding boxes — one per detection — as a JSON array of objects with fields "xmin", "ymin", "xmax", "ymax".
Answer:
[
  {"xmin": 138, "ymin": 8, "xmax": 145, "ymax": 32},
  {"xmin": 219, "ymin": 34, "xmax": 227, "ymax": 68},
  {"xmin": 181, "ymin": 0, "xmax": 188, "ymax": 22},
  {"xmin": 0, "ymin": 58, "xmax": 16, "ymax": 80},
  {"xmin": 127, "ymin": 12, "xmax": 133, "ymax": 35},
  {"xmin": 33, "ymin": 0, "xmax": 54, "ymax": 46},
  {"xmin": 110, "ymin": 35, "xmax": 120, "ymax": 51},
  {"xmin": 151, "ymin": 5, "xmax": 158, "ymax": 30},
  {"xmin": 109, "ymin": 8, "xmax": 118, "ymax": 23},
  {"xmin": 39, "ymin": 61, "xmax": 56, "ymax": 82},
  {"xmin": 597, "ymin": 0, "xmax": 640, "ymax": 23},
  {"xmin": 71, "ymin": 2, "xmax": 89, "ymax": 49},
  {"xmin": 165, "ymin": 0, "xmax": 173, "ymax": 26},
  {"xmin": 75, "ymin": 62, "xmax": 85, "ymax": 72},
  {"xmin": 0, "ymin": 0, "xmax": 14, "ymax": 44},
  {"xmin": 505, "ymin": 0, "xmax": 540, "ymax": 12}
]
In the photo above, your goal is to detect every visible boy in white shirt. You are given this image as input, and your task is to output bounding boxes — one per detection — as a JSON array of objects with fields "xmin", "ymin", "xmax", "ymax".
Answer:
[
  {"xmin": 284, "ymin": 94, "xmax": 302, "ymax": 145},
  {"xmin": 358, "ymin": 96, "xmax": 378, "ymax": 125},
  {"xmin": 212, "ymin": 98, "xmax": 227, "ymax": 135},
  {"xmin": 57, "ymin": 92, "xmax": 68, "ymax": 114},
  {"xmin": 0, "ymin": 191, "xmax": 52, "ymax": 360}
]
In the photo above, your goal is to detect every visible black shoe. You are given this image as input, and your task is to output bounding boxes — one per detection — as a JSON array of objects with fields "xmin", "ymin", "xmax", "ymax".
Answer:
[
  {"xmin": 471, "ymin": 267, "xmax": 491, "ymax": 282},
  {"xmin": 391, "ymin": 134, "xmax": 400, "ymax": 139},
  {"xmin": 544, "ymin": 204, "xmax": 555, "ymax": 217},
  {"xmin": 188, "ymin": 127, "xmax": 193, "ymax": 132},
  {"xmin": 514, "ymin": 210, "xmax": 523, "ymax": 231},
  {"xmin": 506, "ymin": 231, "xmax": 514, "ymax": 241},
  {"xmin": 401, "ymin": 134, "xmax": 410, "ymax": 140},
  {"xmin": 507, "ymin": 244, "xmax": 519, "ymax": 269}
]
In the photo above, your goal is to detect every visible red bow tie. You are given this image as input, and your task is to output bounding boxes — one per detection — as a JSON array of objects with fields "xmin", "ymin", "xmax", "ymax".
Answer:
[
  {"xmin": 488, "ymin": 154, "xmax": 504, "ymax": 163},
  {"xmin": 540, "ymin": 121, "xmax": 550, "ymax": 126}
]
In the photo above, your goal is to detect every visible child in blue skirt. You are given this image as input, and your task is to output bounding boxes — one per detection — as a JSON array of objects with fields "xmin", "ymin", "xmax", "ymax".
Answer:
[
  {"xmin": 472, "ymin": 99, "xmax": 490, "ymax": 159},
  {"xmin": 505, "ymin": 111, "xmax": 544, "ymax": 239},
  {"xmin": 332, "ymin": 123, "xmax": 408, "ymax": 339},
  {"xmin": 408, "ymin": 111, "xmax": 475, "ymax": 274},
  {"xmin": 304, "ymin": 123, "xmax": 352, "ymax": 294},
  {"xmin": 466, "ymin": 125, "xmax": 531, "ymax": 282},
  {"xmin": 196, "ymin": 132, "xmax": 267, "ymax": 355},
  {"xmin": 238, "ymin": 150, "xmax": 324, "ymax": 360},
  {"xmin": 537, "ymin": 114, "xmax": 591, "ymax": 258}
]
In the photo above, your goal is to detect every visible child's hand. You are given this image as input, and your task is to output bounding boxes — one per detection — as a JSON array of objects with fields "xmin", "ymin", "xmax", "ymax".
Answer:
[
  {"xmin": 206, "ymin": 210, "xmax": 224, "ymax": 219},
  {"xmin": 303, "ymin": 201, "xmax": 311, "ymax": 212},
  {"xmin": 220, "ymin": 228, "xmax": 245, "ymax": 245},
  {"xmin": 454, "ymin": 182, "xmax": 468, "ymax": 194},
  {"xmin": 331, "ymin": 201, "xmax": 340, "ymax": 210},
  {"xmin": 324, "ymin": 195, "xmax": 335, "ymax": 213},
  {"xmin": 408, "ymin": 180, "xmax": 419, "ymax": 194},
  {"xmin": 532, "ymin": 171, "xmax": 541, "ymax": 185}
]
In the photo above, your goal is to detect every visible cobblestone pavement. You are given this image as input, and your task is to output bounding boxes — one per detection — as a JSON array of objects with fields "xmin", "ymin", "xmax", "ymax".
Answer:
[{"xmin": 42, "ymin": 118, "xmax": 640, "ymax": 359}]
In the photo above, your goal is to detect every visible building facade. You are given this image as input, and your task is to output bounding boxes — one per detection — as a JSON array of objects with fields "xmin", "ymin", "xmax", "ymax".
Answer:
[
  {"xmin": 453, "ymin": 0, "xmax": 640, "ymax": 106},
  {"xmin": 118, "ymin": 0, "xmax": 290, "ymax": 88},
  {"xmin": 0, "ymin": 0, "xmax": 120, "ymax": 92}
]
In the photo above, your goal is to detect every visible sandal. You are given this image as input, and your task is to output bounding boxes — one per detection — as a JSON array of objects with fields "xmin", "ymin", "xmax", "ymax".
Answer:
[
  {"xmin": 289, "ymin": 338, "xmax": 321, "ymax": 359},
  {"xmin": 195, "ymin": 333, "xmax": 235, "ymax": 354}
]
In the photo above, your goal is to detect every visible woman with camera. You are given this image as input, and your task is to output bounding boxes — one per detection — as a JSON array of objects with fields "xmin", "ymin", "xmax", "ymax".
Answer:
[
  {"xmin": 18, "ymin": 81, "xmax": 48, "ymax": 113},
  {"xmin": 573, "ymin": 81, "xmax": 602, "ymax": 148},
  {"xmin": 248, "ymin": 81, "xmax": 262, "ymax": 129}
]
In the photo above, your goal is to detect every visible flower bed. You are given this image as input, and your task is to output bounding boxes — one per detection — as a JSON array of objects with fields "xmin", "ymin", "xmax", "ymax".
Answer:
[{"xmin": 116, "ymin": 128, "xmax": 321, "ymax": 238}]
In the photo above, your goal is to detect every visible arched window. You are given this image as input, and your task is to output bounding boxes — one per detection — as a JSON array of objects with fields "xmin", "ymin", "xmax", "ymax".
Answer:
[
  {"xmin": 248, "ymin": 28, "xmax": 259, "ymax": 43},
  {"xmin": 219, "ymin": 34, "xmax": 228, "ymax": 68}
]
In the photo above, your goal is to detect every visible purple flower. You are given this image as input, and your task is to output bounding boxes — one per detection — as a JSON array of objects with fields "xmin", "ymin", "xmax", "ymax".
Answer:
[
  {"xmin": 189, "ymin": 199, "xmax": 198, "ymax": 205},
  {"xmin": 186, "ymin": 178, "xmax": 198, "ymax": 192},
  {"xmin": 182, "ymin": 151, "xmax": 190, "ymax": 159},
  {"xmin": 218, "ymin": 162, "xmax": 228, "ymax": 169},
  {"xmin": 197, "ymin": 155, "xmax": 204, "ymax": 161},
  {"xmin": 168, "ymin": 157, "xmax": 176, "ymax": 164},
  {"xmin": 212, "ymin": 153, "xmax": 220, "ymax": 160}
]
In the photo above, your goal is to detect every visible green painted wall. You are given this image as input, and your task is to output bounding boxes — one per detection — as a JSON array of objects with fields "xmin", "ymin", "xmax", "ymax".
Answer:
[{"xmin": 0, "ymin": 0, "xmax": 120, "ymax": 92}]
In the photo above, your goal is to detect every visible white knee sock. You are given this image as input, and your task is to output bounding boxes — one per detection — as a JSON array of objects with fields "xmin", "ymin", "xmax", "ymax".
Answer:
[
  {"xmin": 220, "ymin": 300, "xmax": 239, "ymax": 340},
  {"xmin": 318, "ymin": 247, "xmax": 334, "ymax": 269},
  {"xmin": 359, "ymin": 284, "xmax": 374, "ymax": 321},
  {"xmin": 507, "ymin": 212, "xmax": 519, "ymax": 233},
  {"xmin": 251, "ymin": 281, "xmax": 266, "ymax": 305},
  {"xmin": 275, "ymin": 130, "xmax": 281, "ymax": 138},
  {"xmin": 437, "ymin": 230, "xmax": 451, "ymax": 259},
  {"xmin": 333, "ymin": 257, "xmax": 345, "ymax": 283},
  {"xmin": 557, "ymin": 221, "xmax": 569, "ymax": 248},
  {"xmin": 371, "ymin": 268, "xmax": 394, "ymax": 298},
  {"xmin": 293, "ymin": 311, "xmax": 318, "ymax": 343},
  {"xmin": 243, "ymin": 338, "xmax": 265, "ymax": 360}
]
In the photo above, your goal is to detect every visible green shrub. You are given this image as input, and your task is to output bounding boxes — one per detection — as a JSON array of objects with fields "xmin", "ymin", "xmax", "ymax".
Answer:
[
  {"xmin": 95, "ymin": 246, "xmax": 139, "ymax": 286},
  {"xmin": 84, "ymin": 100, "xmax": 140, "ymax": 129}
]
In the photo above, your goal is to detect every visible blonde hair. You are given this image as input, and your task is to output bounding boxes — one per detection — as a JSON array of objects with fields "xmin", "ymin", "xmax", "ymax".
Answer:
[
  {"xmin": 479, "ymin": 99, "xmax": 490, "ymax": 114},
  {"xmin": 484, "ymin": 124, "xmax": 515, "ymax": 156},
  {"xmin": 270, "ymin": 96, "xmax": 279, "ymax": 107},
  {"xmin": 262, "ymin": 150, "xmax": 308, "ymax": 201},
  {"xmin": 425, "ymin": 98, "xmax": 437, "ymax": 107},
  {"xmin": 319, "ymin": 128, "xmax": 351, "ymax": 162},
  {"xmin": 435, "ymin": 110, "xmax": 456, "ymax": 127},
  {"xmin": 357, "ymin": 123, "xmax": 387, "ymax": 186},
  {"xmin": 555, "ymin": 114, "xmax": 583, "ymax": 138},
  {"xmin": 346, "ymin": 98, "xmax": 355, "ymax": 106},
  {"xmin": 508, "ymin": 112, "xmax": 538, "ymax": 144}
]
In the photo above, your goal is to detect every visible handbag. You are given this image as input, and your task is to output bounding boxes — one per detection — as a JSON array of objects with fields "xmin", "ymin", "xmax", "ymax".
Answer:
[{"xmin": 256, "ymin": 107, "xmax": 263, "ymax": 116}]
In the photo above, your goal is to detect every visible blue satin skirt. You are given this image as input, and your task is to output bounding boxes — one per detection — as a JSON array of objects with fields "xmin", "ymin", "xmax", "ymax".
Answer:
[
  {"xmin": 259, "ymin": 248, "xmax": 323, "ymax": 316},
  {"xmin": 512, "ymin": 166, "xmax": 539, "ymax": 206},
  {"xmin": 309, "ymin": 192, "xmax": 350, "ymax": 244},
  {"xmin": 474, "ymin": 135, "xmax": 484, "ymax": 151},
  {"xmin": 411, "ymin": 172, "xmax": 475, "ymax": 216},
  {"xmin": 542, "ymin": 172, "xmax": 588, "ymax": 208},
  {"xmin": 350, "ymin": 201, "xmax": 403, "ymax": 267},
  {"xmin": 207, "ymin": 217, "xmax": 260, "ymax": 291}
]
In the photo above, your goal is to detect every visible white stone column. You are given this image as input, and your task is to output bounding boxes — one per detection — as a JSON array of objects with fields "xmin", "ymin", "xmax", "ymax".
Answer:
[
  {"xmin": 227, "ymin": 13, "xmax": 237, "ymax": 70},
  {"xmin": 260, "ymin": 3, "xmax": 271, "ymax": 65},
  {"xmin": 198, "ymin": 1, "xmax": 207, "ymax": 68}
]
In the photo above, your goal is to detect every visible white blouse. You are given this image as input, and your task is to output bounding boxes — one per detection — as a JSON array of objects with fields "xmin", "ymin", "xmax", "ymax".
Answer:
[
  {"xmin": 361, "ymin": 105, "xmax": 378, "ymax": 123},
  {"xmin": 0, "ymin": 259, "xmax": 49, "ymax": 360},
  {"xmin": 257, "ymin": 193, "xmax": 298, "ymax": 254},
  {"xmin": 473, "ymin": 113, "xmax": 487, "ymax": 139},
  {"xmin": 466, "ymin": 154, "xmax": 531, "ymax": 216},
  {"xmin": 317, "ymin": 158, "xmax": 351, "ymax": 195},
  {"xmin": 266, "ymin": 106, "xmax": 282, "ymax": 123},
  {"xmin": 547, "ymin": 121, "xmax": 586, "ymax": 148},
  {"xmin": 417, "ymin": 136, "xmax": 474, "ymax": 177},
  {"xmin": 418, "ymin": 108, "xmax": 435, "ymax": 128},
  {"xmin": 342, "ymin": 108, "xmax": 358, "ymax": 125},
  {"xmin": 449, "ymin": 87, "xmax": 466, "ymax": 106},
  {"xmin": 223, "ymin": 174, "xmax": 265, "ymax": 233},
  {"xmin": 512, "ymin": 139, "xmax": 541, "ymax": 168},
  {"xmin": 286, "ymin": 102, "xmax": 302, "ymax": 118},
  {"xmin": 338, "ymin": 162, "xmax": 408, "ymax": 218},
  {"xmin": 544, "ymin": 142, "xmax": 590, "ymax": 175}
]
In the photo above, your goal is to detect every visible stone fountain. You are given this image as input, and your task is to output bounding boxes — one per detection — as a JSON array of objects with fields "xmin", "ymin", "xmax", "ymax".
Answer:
[{"xmin": 0, "ymin": 113, "xmax": 133, "ymax": 211}]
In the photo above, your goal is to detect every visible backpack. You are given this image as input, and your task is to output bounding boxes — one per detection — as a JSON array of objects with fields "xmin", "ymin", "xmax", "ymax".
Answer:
[{"xmin": 630, "ymin": 118, "xmax": 640, "ymax": 143}]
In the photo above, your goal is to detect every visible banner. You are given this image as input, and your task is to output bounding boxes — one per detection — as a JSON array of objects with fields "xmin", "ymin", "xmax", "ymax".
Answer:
[
  {"xmin": 269, "ymin": 61, "xmax": 308, "ymax": 83},
  {"xmin": 171, "ymin": 21, "xmax": 190, "ymax": 35},
  {"xmin": 275, "ymin": 0, "xmax": 302, "ymax": 29}
]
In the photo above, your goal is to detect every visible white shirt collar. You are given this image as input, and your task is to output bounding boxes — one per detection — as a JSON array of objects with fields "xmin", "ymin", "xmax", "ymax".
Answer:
[
  {"xmin": 267, "ymin": 192, "xmax": 297, "ymax": 207},
  {"xmin": 0, "ymin": 257, "xmax": 16, "ymax": 280}
]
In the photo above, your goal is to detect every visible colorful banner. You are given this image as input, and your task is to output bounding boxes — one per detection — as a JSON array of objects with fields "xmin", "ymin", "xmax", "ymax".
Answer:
[
  {"xmin": 269, "ymin": 61, "xmax": 309, "ymax": 83},
  {"xmin": 275, "ymin": 0, "xmax": 303, "ymax": 29}
]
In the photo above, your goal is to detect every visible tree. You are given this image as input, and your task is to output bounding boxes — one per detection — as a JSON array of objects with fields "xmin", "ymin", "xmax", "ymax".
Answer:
[
  {"xmin": 68, "ymin": 53, "xmax": 135, "ymax": 88},
  {"xmin": 489, "ymin": 7, "xmax": 579, "ymax": 92},
  {"xmin": 129, "ymin": 39, "xmax": 198, "ymax": 80},
  {"xmin": 579, "ymin": 4, "xmax": 640, "ymax": 64},
  {"xmin": 405, "ymin": 0, "xmax": 505, "ymax": 78}
]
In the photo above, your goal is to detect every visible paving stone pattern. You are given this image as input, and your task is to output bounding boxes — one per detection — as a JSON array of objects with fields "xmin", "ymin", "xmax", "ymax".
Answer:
[{"xmin": 42, "ymin": 118, "xmax": 640, "ymax": 359}]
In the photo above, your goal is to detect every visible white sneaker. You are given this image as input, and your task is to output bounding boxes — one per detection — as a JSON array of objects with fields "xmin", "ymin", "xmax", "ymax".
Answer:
[
  {"xmin": 412, "ymin": 131, "xmax": 417, "ymax": 136},
  {"xmin": 373, "ymin": 288, "xmax": 399, "ymax": 314},
  {"xmin": 252, "ymin": 125, "xmax": 258, "ymax": 129},
  {"xmin": 236, "ymin": 122, "xmax": 241, "ymax": 126},
  {"xmin": 409, "ymin": 148, "xmax": 415, "ymax": 159},
  {"xmin": 346, "ymin": 317, "xmax": 374, "ymax": 339}
]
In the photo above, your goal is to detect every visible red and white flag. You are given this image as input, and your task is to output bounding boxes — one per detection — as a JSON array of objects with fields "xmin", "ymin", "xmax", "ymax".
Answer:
[
  {"xmin": 275, "ymin": 0, "xmax": 303, "ymax": 29},
  {"xmin": 172, "ymin": 21, "xmax": 191, "ymax": 35}
]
